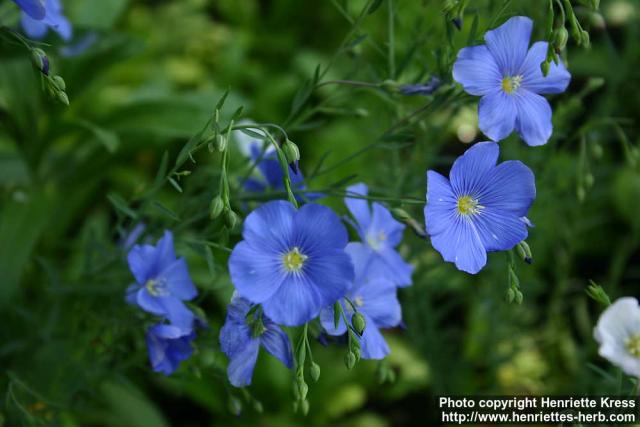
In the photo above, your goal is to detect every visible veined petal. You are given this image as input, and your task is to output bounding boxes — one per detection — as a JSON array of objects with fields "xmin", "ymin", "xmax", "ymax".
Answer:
[
  {"xmin": 261, "ymin": 274, "xmax": 324, "ymax": 326},
  {"xmin": 514, "ymin": 90, "xmax": 552, "ymax": 146},
  {"xmin": 484, "ymin": 16, "xmax": 533, "ymax": 75},
  {"xmin": 344, "ymin": 183, "xmax": 371, "ymax": 235},
  {"xmin": 354, "ymin": 278, "xmax": 401, "ymax": 328},
  {"xmin": 293, "ymin": 204, "xmax": 349, "ymax": 251},
  {"xmin": 478, "ymin": 160, "xmax": 536, "ymax": 216},
  {"xmin": 159, "ymin": 258, "xmax": 197, "ymax": 300},
  {"xmin": 425, "ymin": 170, "xmax": 458, "ymax": 236},
  {"xmin": 376, "ymin": 248, "xmax": 414, "ymax": 287},
  {"xmin": 520, "ymin": 42, "xmax": 571, "ymax": 94},
  {"xmin": 242, "ymin": 200, "xmax": 296, "ymax": 253},
  {"xmin": 260, "ymin": 326, "xmax": 294, "ymax": 369},
  {"xmin": 158, "ymin": 297, "xmax": 196, "ymax": 329},
  {"xmin": 13, "ymin": 0, "xmax": 45, "ymax": 20},
  {"xmin": 450, "ymin": 141, "xmax": 500, "ymax": 196},
  {"xmin": 369, "ymin": 202, "xmax": 405, "ymax": 248},
  {"xmin": 452, "ymin": 45, "xmax": 501, "ymax": 96},
  {"xmin": 228, "ymin": 241, "xmax": 285, "ymax": 304},
  {"xmin": 430, "ymin": 216, "xmax": 487, "ymax": 274},
  {"xmin": 359, "ymin": 316, "xmax": 390, "ymax": 360},
  {"xmin": 155, "ymin": 230, "xmax": 177, "ymax": 269},
  {"xmin": 127, "ymin": 244, "xmax": 157, "ymax": 284},
  {"xmin": 472, "ymin": 208, "xmax": 529, "ymax": 252},
  {"xmin": 345, "ymin": 242, "xmax": 375, "ymax": 283},
  {"xmin": 478, "ymin": 91, "xmax": 517, "ymax": 142},
  {"xmin": 227, "ymin": 339, "xmax": 261, "ymax": 387}
]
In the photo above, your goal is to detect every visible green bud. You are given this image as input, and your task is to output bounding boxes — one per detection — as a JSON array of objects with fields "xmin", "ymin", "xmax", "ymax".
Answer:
[
  {"xmin": 300, "ymin": 399, "xmax": 310, "ymax": 416},
  {"xmin": 586, "ymin": 77, "xmax": 605, "ymax": 92},
  {"xmin": 224, "ymin": 208, "xmax": 240, "ymax": 229},
  {"xmin": 376, "ymin": 364, "xmax": 387, "ymax": 384},
  {"xmin": 228, "ymin": 396, "xmax": 242, "ymax": 416},
  {"xmin": 282, "ymin": 140, "xmax": 300, "ymax": 165},
  {"xmin": 31, "ymin": 48, "xmax": 49, "ymax": 74},
  {"xmin": 585, "ymin": 173, "xmax": 595, "ymax": 188},
  {"xmin": 516, "ymin": 241, "xmax": 533, "ymax": 264},
  {"xmin": 52, "ymin": 75, "xmax": 66, "ymax": 92},
  {"xmin": 580, "ymin": 30, "xmax": 590, "ymax": 47},
  {"xmin": 344, "ymin": 351, "xmax": 356, "ymax": 370},
  {"xmin": 297, "ymin": 381, "xmax": 308, "ymax": 400},
  {"xmin": 586, "ymin": 281, "xmax": 611, "ymax": 306},
  {"xmin": 508, "ymin": 268, "xmax": 520, "ymax": 288},
  {"xmin": 253, "ymin": 400, "xmax": 263, "ymax": 413},
  {"xmin": 353, "ymin": 346, "xmax": 361, "ymax": 362},
  {"xmin": 352, "ymin": 312, "xmax": 366, "ymax": 336},
  {"xmin": 210, "ymin": 195, "xmax": 224, "ymax": 219},
  {"xmin": 553, "ymin": 27, "xmax": 569, "ymax": 51},
  {"xmin": 309, "ymin": 362, "xmax": 321, "ymax": 382},
  {"xmin": 577, "ymin": 186, "xmax": 586, "ymax": 202},
  {"xmin": 391, "ymin": 207, "xmax": 411, "ymax": 223},
  {"xmin": 381, "ymin": 79, "xmax": 399, "ymax": 92},
  {"xmin": 387, "ymin": 369, "xmax": 397, "ymax": 383},
  {"xmin": 57, "ymin": 91, "xmax": 70, "ymax": 106},
  {"xmin": 506, "ymin": 288, "xmax": 516, "ymax": 304},
  {"xmin": 215, "ymin": 134, "xmax": 227, "ymax": 152},
  {"xmin": 514, "ymin": 290, "xmax": 524, "ymax": 305},
  {"xmin": 591, "ymin": 143, "xmax": 603, "ymax": 159},
  {"xmin": 540, "ymin": 60, "xmax": 551, "ymax": 77}
]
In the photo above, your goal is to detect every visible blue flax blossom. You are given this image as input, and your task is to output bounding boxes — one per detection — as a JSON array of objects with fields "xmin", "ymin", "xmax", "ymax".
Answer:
[
  {"xmin": 424, "ymin": 141, "xmax": 536, "ymax": 274},
  {"xmin": 452, "ymin": 16, "xmax": 571, "ymax": 146},
  {"xmin": 12, "ymin": 0, "xmax": 45, "ymax": 19},
  {"xmin": 21, "ymin": 0, "xmax": 72, "ymax": 41},
  {"xmin": 228, "ymin": 200, "xmax": 354, "ymax": 326},
  {"xmin": 126, "ymin": 230, "xmax": 197, "ymax": 328},
  {"xmin": 345, "ymin": 183, "xmax": 413, "ymax": 287},
  {"xmin": 146, "ymin": 323, "xmax": 196, "ymax": 375},
  {"xmin": 219, "ymin": 296, "xmax": 293, "ymax": 387},
  {"xmin": 244, "ymin": 144, "xmax": 321, "ymax": 202},
  {"xmin": 320, "ymin": 243, "xmax": 402, "ymax": 359}
]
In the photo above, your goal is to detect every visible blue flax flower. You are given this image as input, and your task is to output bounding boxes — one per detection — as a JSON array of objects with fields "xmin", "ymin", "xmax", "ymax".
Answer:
[
  {"xmin": 21, "ymin": 0, "xmax": 72, "ymax": 41},
  {"xmin": 146, "ymin": 323, "xmax": 196, "ymax": 375},
  {"xmin": 452, "ymin": 16, "xmax": 571, "ymax": 146},
  {"xmin": 228, "ymin": 200, "xmax": 354, "ymax": 326},
  {"xmin": 126, "ymin": 230, "xmax": 198, "ymax": 328},
  {"xmin": 344, "ymin": 183, "xmax": 413, "ymax": 287},
  {"xmin": 424, "ymin": 141, "xmax": 536, "ymax": 274},
  {"xmin": 219, "ymin": 296, "xmax": 293, "ymax": 387},
  {"xmin": 320, "ymin": 243, "xmax": 402, "ymax": 359},
  {"xmin": 12, "ymin": 0, "xmax": 45, "ymax": 19},
  {"xmin": 244, "ymin": 144, "xmax": 321, "ymax": 202}
]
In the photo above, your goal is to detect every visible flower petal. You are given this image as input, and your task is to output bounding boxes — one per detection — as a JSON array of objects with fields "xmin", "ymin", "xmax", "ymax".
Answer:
[
  {"xmin": 319, "ymin": 302, "xmax": 348, "ymax": 335},
  {"xmin": 158, "ymin": 258, "xmax": 197, "ymax": 300},
  {"xmin": 127, "ymin": 244, "xmax": 157, "ymax": 284},
  {"xmin": 359, "ymin": 316, "xmax": 390, "ymax": 360},
  {"xmin": 13, "ymin": 0, "xmax": 45, "ymax": 20},
  {"xmin": 344, "ymin": 183, "xmax": 371, "ymax": 236},
  {"xmin": 242, "ymin": 200, "xmax": 296, "ymax": 253},
  {"xmin": 484, "ymin": 16, "xmax": 533, "ymax": 75},
  {"xmin": 472, "ymin": 208, "xmax": 529, "ymax": 252},
  {"xmin": 376, "ymin": 249, "xmax": 414, "ymax": 287},
  {"xmin": 452, "ymin": 45, "xmax": 501, "ymax": 96},
  {"xmin": 228, "ymin": 241, "xmax": 285, "ymax": 304},
  {"xmin": 260, "ymin": 325, "xmax": 294, "ymax": 369},
  {"xmin": 514, "ymin": 90, "xmax": 552, "ymax": 146},
  {"xmin": 478, "ymin": 91, "xmax": 517, "ymax": 142},
  {"xmin": 219, "ymin": 299, "xmax": 252, "ymax": 357},
  {"xmin": 594, "ymin": 298, "xmax": 640, "ymax": 378},
  {"xmin": 478, "ymin": 160, "xmax": 536, "ymax": 216},
  {"xmin": 158, "ymin": 297, "xmax": 196, "ymax": 329},
  {"xmin": 425, "ymin": 170, "xmax": 458, "ymax": 236},
  {"xmin": 450, "ymin": 141, "xmax": 500, "ymax": 196},
  {"xmin": 520, "ymin": 42, "xmax": 571, "ymax": 94},
  {"xmin": 369, "ymin": 202, "xmax": 405, "ymax": 248},
  {"xmin": 353, "ymin": 278, "xmax": 401, "ymax": 328},
  {"xmin": 430, "ymin": 216, "xmax": 487, "ymax": 274},
  {"xmin": 227, "ymin": 339, "xmax": 261, "ymax": 387},
  {"xmin": 293, "ymin": 203, "xmax": 349, "ymax": 251}
]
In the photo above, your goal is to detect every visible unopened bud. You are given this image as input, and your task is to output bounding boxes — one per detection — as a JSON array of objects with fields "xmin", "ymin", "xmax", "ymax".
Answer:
[
  {"xmin": 253, "ymin": 400, "xmax": 263, "ymax": 413},
  {"xmin": 224, "ymin": 208, "xmax": 240, "ymax": 229},
  {"xmin": 452, "ymin": 16, "xmax": 463, "ymax": 30},
  {"xmin": 514, "ymin": 290, "xmax": 524, "ymax": 305},
  {"xmin": 210, "ymin": 195, "xmax": 224, "ymax": 219},
  {"xmin": 506, "ymin": 287, "xmax": 516, "ymax": 304},
  {"xmin": 282, "ymin": 140, "xmax": 300, "ymax": 169},
  {"xmin": 391, "ymin": 207, "xmax": 411, "ymax": 222},
  {"xmin": 553, "ymin": 27, "xmax": 569, "ymax": 51},
  {"xmin": 228, "ymin": 396, "xmax": 242, "ymax": 416},
  {"xmin": 52, "ymin": 75, "xmax": 66, "ymax": 91},
  {"xmin": 215, "ymin": 134, "xmax": 227, "ymax": 152},
  {"xmin": 297, "ymin": 381, "xmax": 308, "ymax": 400},
  {"xmin": 57, "ymin": 91, "xmax": 69, "ymax": 106},
  {"xmin": 580, "ymin": 30, "xmax": 590, "ymax": 47},
  {"xmin": 540, "ymin": 60, "xmax": 550, "ymax": 77},
  {"xmin": 344, "ymin": 351, "xmax": 356, "ymax": 370},
  {"xmin": 352, "ymin": 346, "xmax": 361, "ymax": 362},
  {"xmin": 516, "ymin": 241, "xmax": 533, "ymax": 264},
  {"xmin": 31, "ymin": 48, "xmax": 49, "ymax": 75},
  {"xmin": 352, "ymin": 312, "xmax": 366, "ymax": 336},
  {"xmin": 300, "ymin": 399, "xmax": 310, "ymax": 416},
  {"xmin": 309, "ymin": 362, "xmax": 321, "ymax": 382}
]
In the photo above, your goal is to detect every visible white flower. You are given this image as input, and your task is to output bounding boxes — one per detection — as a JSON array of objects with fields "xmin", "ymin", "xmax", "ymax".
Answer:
[{"xmin": 594, "ymin": 297, "xmax": 640, "ymax": 377}]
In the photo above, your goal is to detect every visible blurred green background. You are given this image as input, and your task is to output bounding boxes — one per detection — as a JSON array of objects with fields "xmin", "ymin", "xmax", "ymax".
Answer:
[{"xmin": 1, "ymin": 0, "xmax": 639, "ymax": 425}]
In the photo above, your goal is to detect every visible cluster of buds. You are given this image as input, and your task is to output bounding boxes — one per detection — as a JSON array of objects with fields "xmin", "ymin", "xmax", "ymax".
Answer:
[{"xmin": 31, "ymin": 48, "xmax": 69, "ymax": 105}]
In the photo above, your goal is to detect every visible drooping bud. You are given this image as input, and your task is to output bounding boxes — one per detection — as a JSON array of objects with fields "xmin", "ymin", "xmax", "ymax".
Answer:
[
  {"xmin": 31, "ymin": 48, "xmax": 49, "ymax": 75},
  {"xmin": 351, "ymin": 312, "xmax": 366, "ymax": 336},
  {"xmin": 57, "ymin": 91, "xmax": 70, "ymax": 106},
  {"xmin": 300, "ymin": 399, "xmax": 310, "ymax": 416},
  {"xmin": 224, "ymin": 208, "xmax": 240, "ymax": 229},
  {"xmin": 309, "ymin": 362, "xmax": 321, "ymax": 382},
  {"xmin": 553, "ymin": 27, "xmax": 569, "ymax": 51},
  {"xmin": 586, "ymin": 281, "xmax": 611, "ymax": 307},
  {"xmin": 452, "ymin": 16, "xmax": 463, "ymax": 30},
  {"xmin": 214, "ymin": 134, "xmax": 228, "ymax": 152},
  {"xmin": 516, "ymin": 241, "xmax": 533, "ymax": 264},
  {"xmin": 209, "ymin": 195, "xmax": 224, "ymax": 219},
  {"xmin": 52, "ymin": 75, "xmax": 66, "ymax": 92},
  {"xmin": 391, "ymin": 207, "xmax": 411, "ymax": 222},
  {"xmin": 282, "ymin": 139, "xmax": 300, "ymax": 172},
  {"xmin": 228, "ymin": 396, "xmax": 242, "ymax": 416},
  {"xmin": 344, "ymin": 351, "xmax": 356, "ymax": 370}
]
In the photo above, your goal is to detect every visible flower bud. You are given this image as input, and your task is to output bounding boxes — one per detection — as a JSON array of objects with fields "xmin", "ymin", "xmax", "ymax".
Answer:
[
  {"xmin": 580, "ymin": 30, "xmax": 590, "ymax": 47},
  {"xmin": 52, "ymin": 75, "xmax": 66, "ymax": 92},
  {"xmin": 452, "ymin": 16, "xmax": 463, "ymax": 30},
  {"xmin": 282, "ymin": 140, "xmax": 300, "ymax": 169},
  {"xmin": 540, "ymin": 60, "xmax": 550, "ymax": 77},
  {"xmin": 514, "ymin": 290, "xmax": 524, "ymax": 305},
  {"xmin": 210, "ymin": 195, "xmax": 224, "ymax": 219},
  {"xmin": 297, "ymin": 380, "xmax": 308, "ymax": 400},
  {"xmin": 506, "ymin": 288, "xmax": 516, "ymax": 304},
  {"xmin": 309, "ymin": 362, "xmax": 321, "ymax": 382},
  {"xmin": 224, "ymin": 208, "xmax": 240, "ymax": 229},
  {"xmin": 31, "ymin": 48, "xmax": 49, "ymax": 75},
  {"xmin": 352, "ymin": 312, "xmax": 366, "ymax": 336},
  {"xmin": 57, "ymin": 91, "xmax": 70, "ymax": 106},
  {"xmin": 516, "ymin": 241, "xmax": 533, "ymax": 264},
  {"xmin": 215, "ymin": 134, "xmax": 227, "ymax": 152},
  {"xmin": 352, "ymin": 346, "xmax": 361, "ymax": 362},
  {"xmin": 391, "ymin": 207, "xmax": 411, "ymax": 222},
  {"xmin": 228, "ymin": 396, "xmax": 242, "ymax": 416},
  {"xmin": 344, "ymin": 351, "xmax": 356, "ymax": 370},
  {"xmin": 300, "ymin": 399, "xmax": 310, "ymax": 416},
  {"xmin": 253, "ymin": 400, "xmax": 263, "ymax": 413},
  {"xmin": 553, "ymin": 27, "xmax": 569, "ymax": 51}
]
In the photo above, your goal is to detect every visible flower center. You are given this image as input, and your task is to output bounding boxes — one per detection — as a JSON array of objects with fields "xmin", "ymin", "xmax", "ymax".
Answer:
[
  {"xmin": 626, "ymin": 335, "xmax": 640, "ymax": 358},
  {"xmin": 145, "ymin": 279, "xmax": 168, "ymax": 297},
  {"xmin": 457, "ymin": 195, "xmax": 481, "ymax": 216},
  {"xmin": 282, "ymin": 247, "xmax": 308, "ymax": 273},
  {"xmin": 502, "ymin": 75, "xmax": 523, "ymax": 94},
  {"xmin": 353, "ymin": 295, "xmax": 364, "ymax": 307},
  {"xmin": 366, "ymin": 230, "xmax": 387, "ymax": 251}
]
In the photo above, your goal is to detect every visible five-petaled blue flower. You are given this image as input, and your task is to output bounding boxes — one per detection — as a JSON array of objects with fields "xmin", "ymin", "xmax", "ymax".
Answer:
[
  {"xmin": 12, "ymin": 0, "xmax": 45, "ymax": 19},
  {"xmin": 320, "ymin": 243, "xmax": 402, "ymax": 359},
  {"xmin": 424, "ymin": 141, "xmax": 536, "ymax": 274},
  {"xmin": 244, "ymin": 143, "xmax": 322, "ymax": 202},
  {"xmin": 453, "ymin": 16, "xmax": 571, "ymax": 146},
  {"xmin": 20, "ymin": 0, "xmax": 72, "ymax": 41},
  {"xmin": 219, "ymin": 296, "xmax": 293, "ymax": 387},
  {"xmin": 345, "ymin": 183, "xmax": 413, "ymax": 287},
  {"xmin": 228, "ymin": 200, "xmax": 354, "ymax": 326},
  {"xmin": 126, "ymin": 230, "xmax": 198, "ymax": 328},
  {"xmin": 146, "ymin": 323, "xmax": 196, "ymax": 375}
]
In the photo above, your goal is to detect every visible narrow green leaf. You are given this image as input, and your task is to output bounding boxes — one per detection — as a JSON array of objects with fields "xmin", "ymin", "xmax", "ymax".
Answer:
[
  {"xmin": 151, "ymin": 201, "xmax": 180, "ymax": 221},
  {"xmin": 168, "ymin": 177, "xmax": 183, "ymax": 193},
  {"xmin": 107, "ymin": 193, "xmax": 138, "ymax": 219}
]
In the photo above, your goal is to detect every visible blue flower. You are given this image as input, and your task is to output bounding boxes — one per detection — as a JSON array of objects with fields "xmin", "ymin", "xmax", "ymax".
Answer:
[
  {"xmin": 452, "ymin": 16, "xmax": 571, "ymax": 146},
  {"xmin": 344, "ymin": 183, "xmax": 413, "ymax": 287},
  {"xmin": 228, "ymin": 200, "xmax": 354, "ymax": 326},
  {"xmin": 12, "ymin": 0, "xmax": 45, "ymax": 19},
  {"xmin": 320, "ymin": 243, "xmax": 402, "ymax": 359},
  {"xmin": 424, "ymin": 141, "xmax": 536, "ymax": 274},
  {"xmin": 399, "ymin": 77, "xmax": 442, "ymax": 96},
  {"xmin": 126, "ymin": 230, "xmax": 198, "ymax": 328},
  {"xmin": 146, "ymin": 323, "xmax": 196, "ymax": 375},
  {"xmin": 244, "ymin": 144, "xmax": 322, "ymax": 202},
  {"xmin": 219, "ymin": 296, "xmax": 293, "ymax": 387},
  {"xmin": 21, "ymin": 0, "xmax": 72, "ymax": 41}
]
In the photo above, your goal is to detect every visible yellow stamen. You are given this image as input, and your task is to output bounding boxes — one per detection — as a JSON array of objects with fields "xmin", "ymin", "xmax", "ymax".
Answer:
[
  {"xmin": 457, "ymin": 195, "xmax": 481, "ymax": 216},
  {"xmin": 626, "ymin": 335, "xmax": 640, "ymax": 357},
  {"xmin": 282, "ymin": 247, "xmax": 308, "ymax": 273},
  {"xmin": 502, "ymin": 75, "xmax": 523, "ymax": 94}
]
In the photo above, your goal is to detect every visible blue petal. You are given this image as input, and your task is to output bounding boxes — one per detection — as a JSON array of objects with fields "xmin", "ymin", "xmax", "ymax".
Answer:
[
  {"xmin": 514, "ymin": 90, "xmax": 553, "ymax": 146},
  {"xmin": 136, "ymin": 288, "xmax": 166, "ymax": 315},
  {"xmin": 227, "ymin": 339, "xmax": 260, "ymax": 387},
  {"xmin": 13, "ymin": 0, "xmax": 45, "ymax": 20},
  {"xmin": 430, "ymin": 216, "xmax": 487, "ymax": 274},
  {"xmin": 425, "ymin": 171, "xmax": 457, "ymax": 236},
  {"xmin": 369, "ymin": 202, "xmax": 405, "ymax": 248},
  {"xmin": 452, "ymin": 45, "xmax": 501, "ymax": 96},
  {"xmin": 352, "ymin": 278, "xmax": 401, "ymax": 328},
  {"xmin": 345, "ymin": 242, "xmax": 375, "ymax": 282},
  {"xmin": 520, "ymin": 42, "xmax": 571, "ymax": 94},
  {"xmin": 293, "ymin": 203, "xmax": 349, "ymax": 251},
  {"xmin": 450, "ymin": 141, "xmax": 499, "ymax": 196},
  {"xmin": 260, "ymin": 325, "xmax": 293, "ymax": 369},
  {"xmin": 472, "ymin": 208, "xmax": 529, "ymax": 252},
  {"xmin": 319, "ymin": 302, "xmax": 348, "ymax": 335},
  {"xmin": 125, "ymin": 283, "xmax": 140, "ymax": 305},
  {"xmin": 146, "ymin": 324, "xmax": 195, "ymax": 376},
  {"xmin": 155, "ymin": 230, "xmax": 177, "ymax": 269},
  {"xmin": 127, "ymin": 244, "xmax": 157, "ymax": 284},
  {"xmin": 478, "ymin": 91, "xmax": 517, "ymax": 142},
  {"xmin": 241, "ymin": 200, "xmax": 296, "ymax": 253},
  {"xmin": 376, "ymin": 248, "xmax": 414, "ymax": 288},
  {"xmin": 21, "ymin": 15, "xmax": 48, "ymax": 38},
  {"xmin": 344, "ymin": 183, "xmax": 371, "ymax": 236},
  {"xmin": 479, "ymin": 160, "xmax": 536, "ymax": 216},
  {"xmin": 228, "ymin": 241, "xmax": 286, "ymax": 304},
  {"xmin": 359, "ymin": 315, "xmax": 390, "ymax": 360},
  {"xmin": 219, "ymin": 299, "xmax": 252, "ymax": 357},
  {"xmin": 158, "ymin": 297, "xmax": 196, "ymax": 329},
  {"xmin": 158, "ymin": 258, "xmax": 197, "ymax": 300},
  {"xmin": 484, "ymin": 16, "xmax": 533, "ymax": 75}
]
